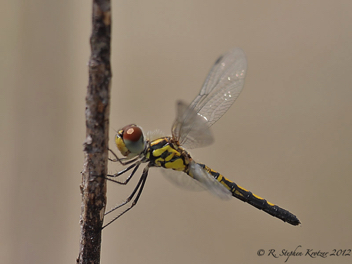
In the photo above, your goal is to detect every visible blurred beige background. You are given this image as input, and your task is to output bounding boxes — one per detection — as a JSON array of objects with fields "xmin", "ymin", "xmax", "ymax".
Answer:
[{"xmin": 1, "ymin": 1, "xmax": 352, "ymax": 263}]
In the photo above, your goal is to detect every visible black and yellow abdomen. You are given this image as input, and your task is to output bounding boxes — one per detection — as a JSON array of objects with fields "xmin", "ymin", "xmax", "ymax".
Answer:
[{"xmin": 198, "ymin": 163, "xmax": 300, "ymax": 226}]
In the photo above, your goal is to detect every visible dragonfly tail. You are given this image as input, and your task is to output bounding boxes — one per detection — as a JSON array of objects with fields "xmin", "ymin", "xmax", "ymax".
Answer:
[
  {"xmin": 197, "ymin": 163, "xmax": 300, "ymax": 226},
  {"xmin": 230, "ymin": 181, "xmax": 301, "ymax": 226}
]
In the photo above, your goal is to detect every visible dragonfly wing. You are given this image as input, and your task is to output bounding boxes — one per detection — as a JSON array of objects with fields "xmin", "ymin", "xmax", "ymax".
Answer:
[
  {"xmin": 189, "ymin": 161, "xmax": 232, "ymax": 200},
  {"xmin": 160, "ymin": 167, "xmax": 206, "ymax": 192},
  {"xmin": 190, "ymin": 47, "xmax": 247, "ymax": 127},
  {"xmin": 172, "ymin": 101, "xmax": 214, "ymax": 149},
  {"xmin": 171, "ymin": 48, "xmax": 247, "ymax": 149}
]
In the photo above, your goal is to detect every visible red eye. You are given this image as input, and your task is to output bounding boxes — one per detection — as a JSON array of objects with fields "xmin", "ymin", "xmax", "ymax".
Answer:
[{"xmin": 122, "ymin": 125, "xmax": 143, "ymax": 142}]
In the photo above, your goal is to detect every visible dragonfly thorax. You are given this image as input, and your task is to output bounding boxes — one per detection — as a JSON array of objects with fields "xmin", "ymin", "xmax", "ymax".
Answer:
[
  {"xmin": 115, "ymin": 124, "xmax": 146, "ymax": 158},
  {"xmin": 147, "ymin": 137, "xmax": 192, "ymax": 172}
]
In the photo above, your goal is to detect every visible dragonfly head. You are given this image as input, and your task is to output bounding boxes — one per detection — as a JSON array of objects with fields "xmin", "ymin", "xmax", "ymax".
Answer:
[{"xmin": 115, "ymin": 124, "xmax": 145, "ymax": 157}]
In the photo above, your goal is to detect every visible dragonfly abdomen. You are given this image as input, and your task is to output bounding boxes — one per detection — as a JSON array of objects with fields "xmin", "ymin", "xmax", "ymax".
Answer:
[{"xmin": 198, "ymin": 163, "xmax": 300, "ymax": 226}]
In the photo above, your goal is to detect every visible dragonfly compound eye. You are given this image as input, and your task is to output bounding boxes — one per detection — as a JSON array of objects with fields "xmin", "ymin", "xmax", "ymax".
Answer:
[
  {"xmin": 123, "ymin": 125, "xmax": 143, "ymax": 142},
  {"xmin": 115, "ymin": 124, "xmax": 145, "ymax": 157}
]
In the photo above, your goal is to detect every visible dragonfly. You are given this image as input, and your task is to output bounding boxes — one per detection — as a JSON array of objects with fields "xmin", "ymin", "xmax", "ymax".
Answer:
[{"xmin": 104, "ymin": 48, "xmax": 300, "ymax": 228}]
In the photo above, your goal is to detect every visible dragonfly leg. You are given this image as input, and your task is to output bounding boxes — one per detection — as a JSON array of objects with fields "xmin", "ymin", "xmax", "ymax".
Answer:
[
  {"xmin": 108, "ymin": 148, "xmax": 139, "ymax": 165},
  {"xmin": 103, "ymin": 165, "xmax": 149, "ymax": 229},
  {"xmin": 106, "ymin": 162, "xmax": 141, "ymax": 185}
]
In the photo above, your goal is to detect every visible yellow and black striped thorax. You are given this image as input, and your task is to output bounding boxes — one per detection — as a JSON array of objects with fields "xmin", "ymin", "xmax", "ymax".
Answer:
[{"xmin": 145, "ymin": 137, "xmax": 192, "ymax": 172}]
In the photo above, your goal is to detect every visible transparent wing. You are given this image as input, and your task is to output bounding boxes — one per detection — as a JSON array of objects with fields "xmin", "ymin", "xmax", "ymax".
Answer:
[
  {"xmin": 160, "ymin": 168, "xmax": 206, "ymax": 192},
  {"xmin": 190, "ymin": 48, "xmax": 247, "ymax": 126},
  {"xmin": 160, "ymin": 162, "xmax": 231, "ymax": 200},
  {"xmin": 188, "ymin": 161, "xmax": 232, "ymax": 200},
  {"xmin": 172, "ymin": 48, "xmax": 247, "ymax": 149},
  {"xmin": 171, "ymin": 101, "xmax": 214, "ymax": 149}
]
